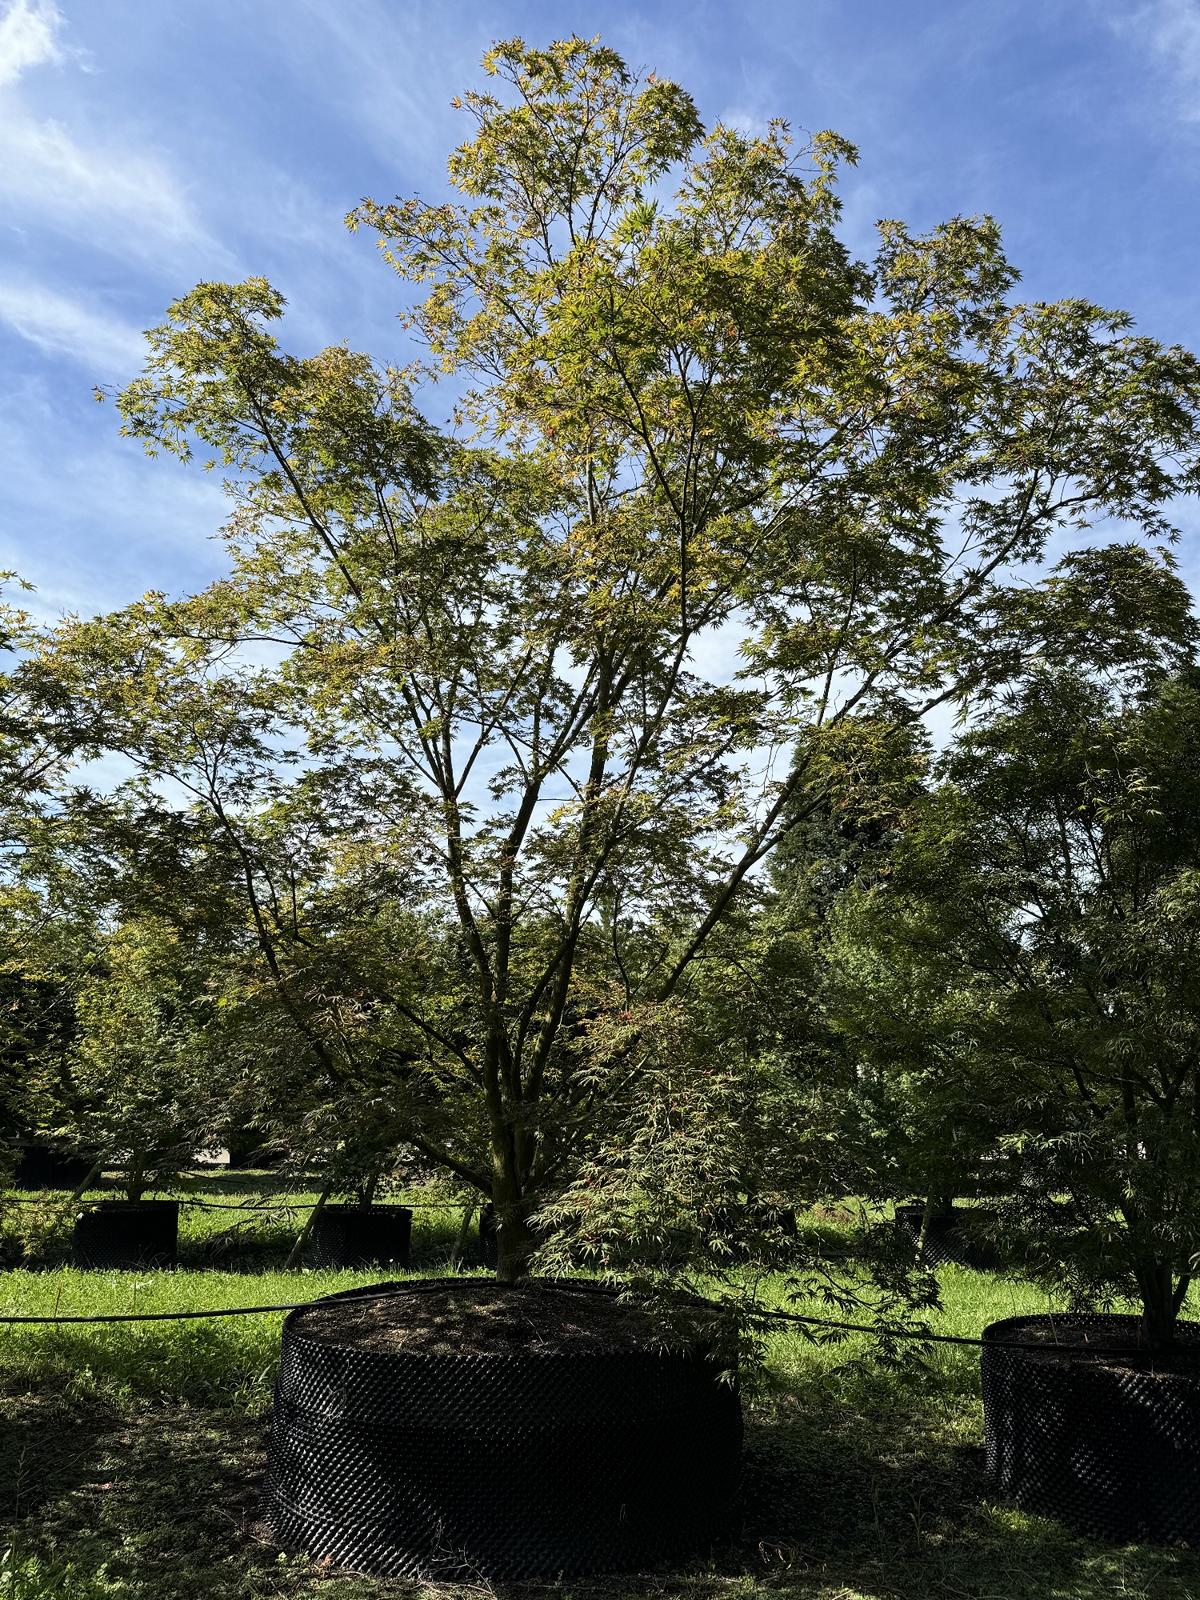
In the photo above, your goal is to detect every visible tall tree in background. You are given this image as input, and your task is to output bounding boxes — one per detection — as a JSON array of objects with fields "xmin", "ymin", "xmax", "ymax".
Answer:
[
  {"xmin": 0, "ymin": 582, "xmax": 92, "ymax": 1173},
  {"xmin": 41, "ymin": 36, "xmax": 1200, "ymax": 1276},
  {"xmin": 827, "ymin": 556, "xmax": 1200, "ymax": 1349}
]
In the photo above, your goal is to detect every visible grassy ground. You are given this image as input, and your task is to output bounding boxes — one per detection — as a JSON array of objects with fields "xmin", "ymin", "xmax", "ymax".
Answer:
[{"xmin": 2, "ymin": 1183, "xmax": 1199, "ymax": 1600}]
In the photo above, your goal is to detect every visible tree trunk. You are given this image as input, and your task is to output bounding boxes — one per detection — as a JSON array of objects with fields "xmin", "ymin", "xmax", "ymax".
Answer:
[
  {"xmin": 917, "ymin": 1192, "xmax": 954, "ymax": 1254},
  {"xmin": 450, "ymin": 1199, "xmax": 477, "ymax": 1272},
  {"xmin": 491, "ymin": 1164, "xmax": 535, "ymax": 1283},
  {"xmin": 487, "ymin": 1066, "xmax": 536, "ymax": 1280},
  {"xmin": 126, "ymin": 1154, "xmax": 147, "ymax": 1205},
  {"xmin": 68, "ymin": 1155, "xmax": 105, "ymax": 1203},
  {"xmin": 494, "ymin": 1204, "xmax": 536, "ymax": 1283},
  {"xmin": 285, "ymin": 1178, "xmax": 334, "ymax": 1270},
  {"xmin": 1137, "ymin": 1259, "xmax": 1179, "ymax": 1354}
]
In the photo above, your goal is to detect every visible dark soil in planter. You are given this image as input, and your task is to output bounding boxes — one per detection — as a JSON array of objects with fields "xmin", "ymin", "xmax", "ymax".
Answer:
[
  {"xmin": 895, "ymin": 1202, "xmax": 1001, "ymax": 1270},
  {"xmin": 982, "ymin": 1312, "xmax": 1200, "ymax": 1544},
  {"xmin": 267, "ymin": 1276, "xmax": 743, "ymax": 1580},
  {"xmin": 299, "ymin": 1277, "xmax": 700, "ymax": 1356},
  {"xmin": 71, "ymin": 1200, "xmax": 179, "ymax": 1270},
  {"xmin": 306, "ymin": 1204, "xmax": 412, "ymax": 1270}
]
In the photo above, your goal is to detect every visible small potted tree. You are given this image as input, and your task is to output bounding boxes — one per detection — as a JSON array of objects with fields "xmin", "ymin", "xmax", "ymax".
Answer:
[
  {"xmin": 853, "ymin": 642, "xmax": 1200, "ymax": 1541},
  {"xmin": 260, "ymin": 1086, "xmax": 415, "ymax": 1271},
  {"xmin": 301, "ymin": 1150, "xmax": 414, "ymax": 1272},
  {"xmin": 44, "ymin": 917, "xmax": 217, "ymax": 1270}
]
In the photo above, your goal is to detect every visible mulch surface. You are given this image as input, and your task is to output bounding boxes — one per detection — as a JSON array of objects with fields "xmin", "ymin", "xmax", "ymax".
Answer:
[{"xmin": 297, "ymin": 1279, "xmax": 703, "ymax": 1357}]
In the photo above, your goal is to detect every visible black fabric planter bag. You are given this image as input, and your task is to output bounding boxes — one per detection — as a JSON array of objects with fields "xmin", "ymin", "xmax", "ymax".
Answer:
[
  {"xmin": 266, "ymin": 1278, "xmax": 743, "ymax": 1580},
  {"xmin": 308, "ymin": 1205, "xmax": 412, "ymax": 1270},
  {"xmin": 982, "ymin": 1313, "xmax": 1200, "ymax": 1544},
  {"xmin": 72, "ymin": 1200, "xmax": 179, "ymax": 1270},
  {"xmin": 895, "ymin": 1203, "xmax": 999, "ymax": 1270}
]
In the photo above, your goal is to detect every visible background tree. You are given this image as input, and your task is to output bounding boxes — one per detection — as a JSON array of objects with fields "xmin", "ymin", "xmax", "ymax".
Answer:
[
  {"xmin": 827, "ymin": 558, "xmax": 1200, "ymax": 1349},
  {"xmin": 44, "ymin": 35, "xmax": 1200, "ymax": 1278},
  {"xmin": 36, "ymin": 914, "xmax": 216, "ymax": 1202},
  {"xmin": 0, "ymin": 580, "xmax": 95, "ymax": 1182}
]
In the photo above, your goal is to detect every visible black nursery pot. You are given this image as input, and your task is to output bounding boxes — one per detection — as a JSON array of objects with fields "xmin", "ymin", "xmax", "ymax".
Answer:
[
  {"xmin": 982, "ymin": 1313, "xmax": 1200, "ymax": 1544},
  {"xmin": 307, "ymin": 1205, "xmax": 412, "ymax": 1270},
  {"xmin": 13, "ymin": 1144, "xmax": 96, "ymax": 1190},
  {"xmin": 894, "ymin": 1203, "xmax": 1000, "ymax": 1270},
  {"xmin": 71, "ymin": 1200, "xmax": 179, "ymax": 1270},
  {"xmin": 224, "ymin": 1129, "xmax": 281, "ymax": 1169},
  {"xmin": 267, "ymin": 1278, "xmax": 743, "ymax": 1580}
]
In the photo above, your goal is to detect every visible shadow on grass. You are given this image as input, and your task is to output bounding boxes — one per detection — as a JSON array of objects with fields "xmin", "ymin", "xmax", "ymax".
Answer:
[
  {"xmin": 7, "ymin": 1345, "xmax": 1200, "ymax": 1599},
  {"xmin": 686, "ymin": 1353, "xmax": 1200, "ymax": 1600},
  {"xmin": 0, "ymin": 1388, "xmax": 119, "ymax": 1533},
  {"xmin": 0, "ymin": 1388, "xmax": 274, "ymax": 1599}
]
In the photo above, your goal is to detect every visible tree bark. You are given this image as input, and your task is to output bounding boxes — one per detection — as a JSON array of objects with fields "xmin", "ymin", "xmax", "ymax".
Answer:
[
  {"xmin": 491, "ymin": 1164, "xmax": 535, "ymax": 1283},
  {"xmin": 1137, "ymin": 1259, "xmax": 1179, "ymax": 1354},
  {"xmin": 68, "ymin": 1155, "xmax": 106, "ymax": 1204},
  {"xmin": 126, "ymin": 1153, "xmax": 147, "ymax": 1205},
  {"xmin": 450, "ymin": 1199, "xmax": 477, "ymax": 1271},
  {"xmin": 285, "ymin": 1178, "xmax": 334, "ymax": 1270}
]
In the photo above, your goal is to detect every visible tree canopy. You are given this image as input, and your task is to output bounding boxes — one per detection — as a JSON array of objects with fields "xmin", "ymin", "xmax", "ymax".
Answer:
[{"xmin": 14, "ymin": 35, "xmax": 1200, "ymax": 1288}]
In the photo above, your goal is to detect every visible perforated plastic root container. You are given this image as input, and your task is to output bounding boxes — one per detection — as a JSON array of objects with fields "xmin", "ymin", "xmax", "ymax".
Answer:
[
  {"xmin": 895, "ymin": 1203, "xmax": 1000, "ymax": 1270},
  {"xmin": 982, "ymin": 1312, "xmax": 1200, "ymax": 1543},
  {"xmin": 307, "ymin": 1205, "xmax": 412, "ymax": 1270},
  {"xmin": 71, "ymin": 1200, "xmax": 179, "ymax": 1270},
  {"xmin": 267, "ymin": 1278, "xmax": 743, "ymax": 1579}
]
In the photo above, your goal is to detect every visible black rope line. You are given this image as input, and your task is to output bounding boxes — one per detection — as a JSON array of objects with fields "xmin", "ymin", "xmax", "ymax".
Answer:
[
  {"xmin": 2, "ymin": 1193, "xmax": 453, "ymax": 1212},
  {"xmin": 743, "ymin": 1305, "xmax": 1053, "ymax": 1350},
  {"xmin": 0, "ymin": 1277, "xmax": 574, "ymax": 1327},
  {"xmin": 0, "ymin": 1283, "xmax": 430, "ymax": 1325},
  {"xmin": 160, "ymin": 1196, "xmax": 453, "ymax": 1212},
  {"xmin": 0, "ymin": 1283, "xmax": 1163, "ymax": 1357}
]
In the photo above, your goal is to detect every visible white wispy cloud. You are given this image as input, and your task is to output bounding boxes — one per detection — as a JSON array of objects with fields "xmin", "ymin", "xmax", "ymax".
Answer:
[
  {"xmin": 718, "ymin": 107, "xmax": 771, "ymax": 138},
  {"xmin": 1110, "ymin": 0, "xmax": 1200, "ymax": 119},
  {"xmin": 0, "ymin": 279, "xmax": 143, "ymax": 373},
  {"xmin": 0, "ymin": 0, "xmax": 60, "ymax": 89},
  {"xmin": 0, "ymin": 112, "xmax": 219, "ymax": 266},
  {"xmin": 0, "ymin": 381, "xmax": 230, "ymax": 615},
  {"xmin": 284, "ymin": 0, "xmax": 459, "ymax": 167},
  {"xmin": 0, "ymin": 0, "xmax": 227, "ymax": 272}
]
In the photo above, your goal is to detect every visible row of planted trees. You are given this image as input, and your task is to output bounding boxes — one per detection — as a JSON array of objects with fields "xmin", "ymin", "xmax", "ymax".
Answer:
[{"xmin": 1, "ymin": 37, "xmax": 1200, "ymax": 1350}]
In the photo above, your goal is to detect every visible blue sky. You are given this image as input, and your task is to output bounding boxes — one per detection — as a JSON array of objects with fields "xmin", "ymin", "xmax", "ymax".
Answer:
[{"xmin": 2, "ymin": 0, "xmax": 1200, "ymax": 621}]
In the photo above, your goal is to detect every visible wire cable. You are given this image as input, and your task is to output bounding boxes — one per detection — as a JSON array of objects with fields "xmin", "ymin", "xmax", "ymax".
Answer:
[
  {"xmin": 2, "ymin": 1192, "xmax": 452, "ymax": 1211},
  {"xmin": 0, "ymin": 1284, "xmax": 1157, "ymax": 1356}
]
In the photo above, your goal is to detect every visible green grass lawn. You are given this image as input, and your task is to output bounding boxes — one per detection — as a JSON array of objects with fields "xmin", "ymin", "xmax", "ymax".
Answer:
[{"xmin": 2, "ymin": 1186, "xmax": 1199, "ymax": 1600}]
